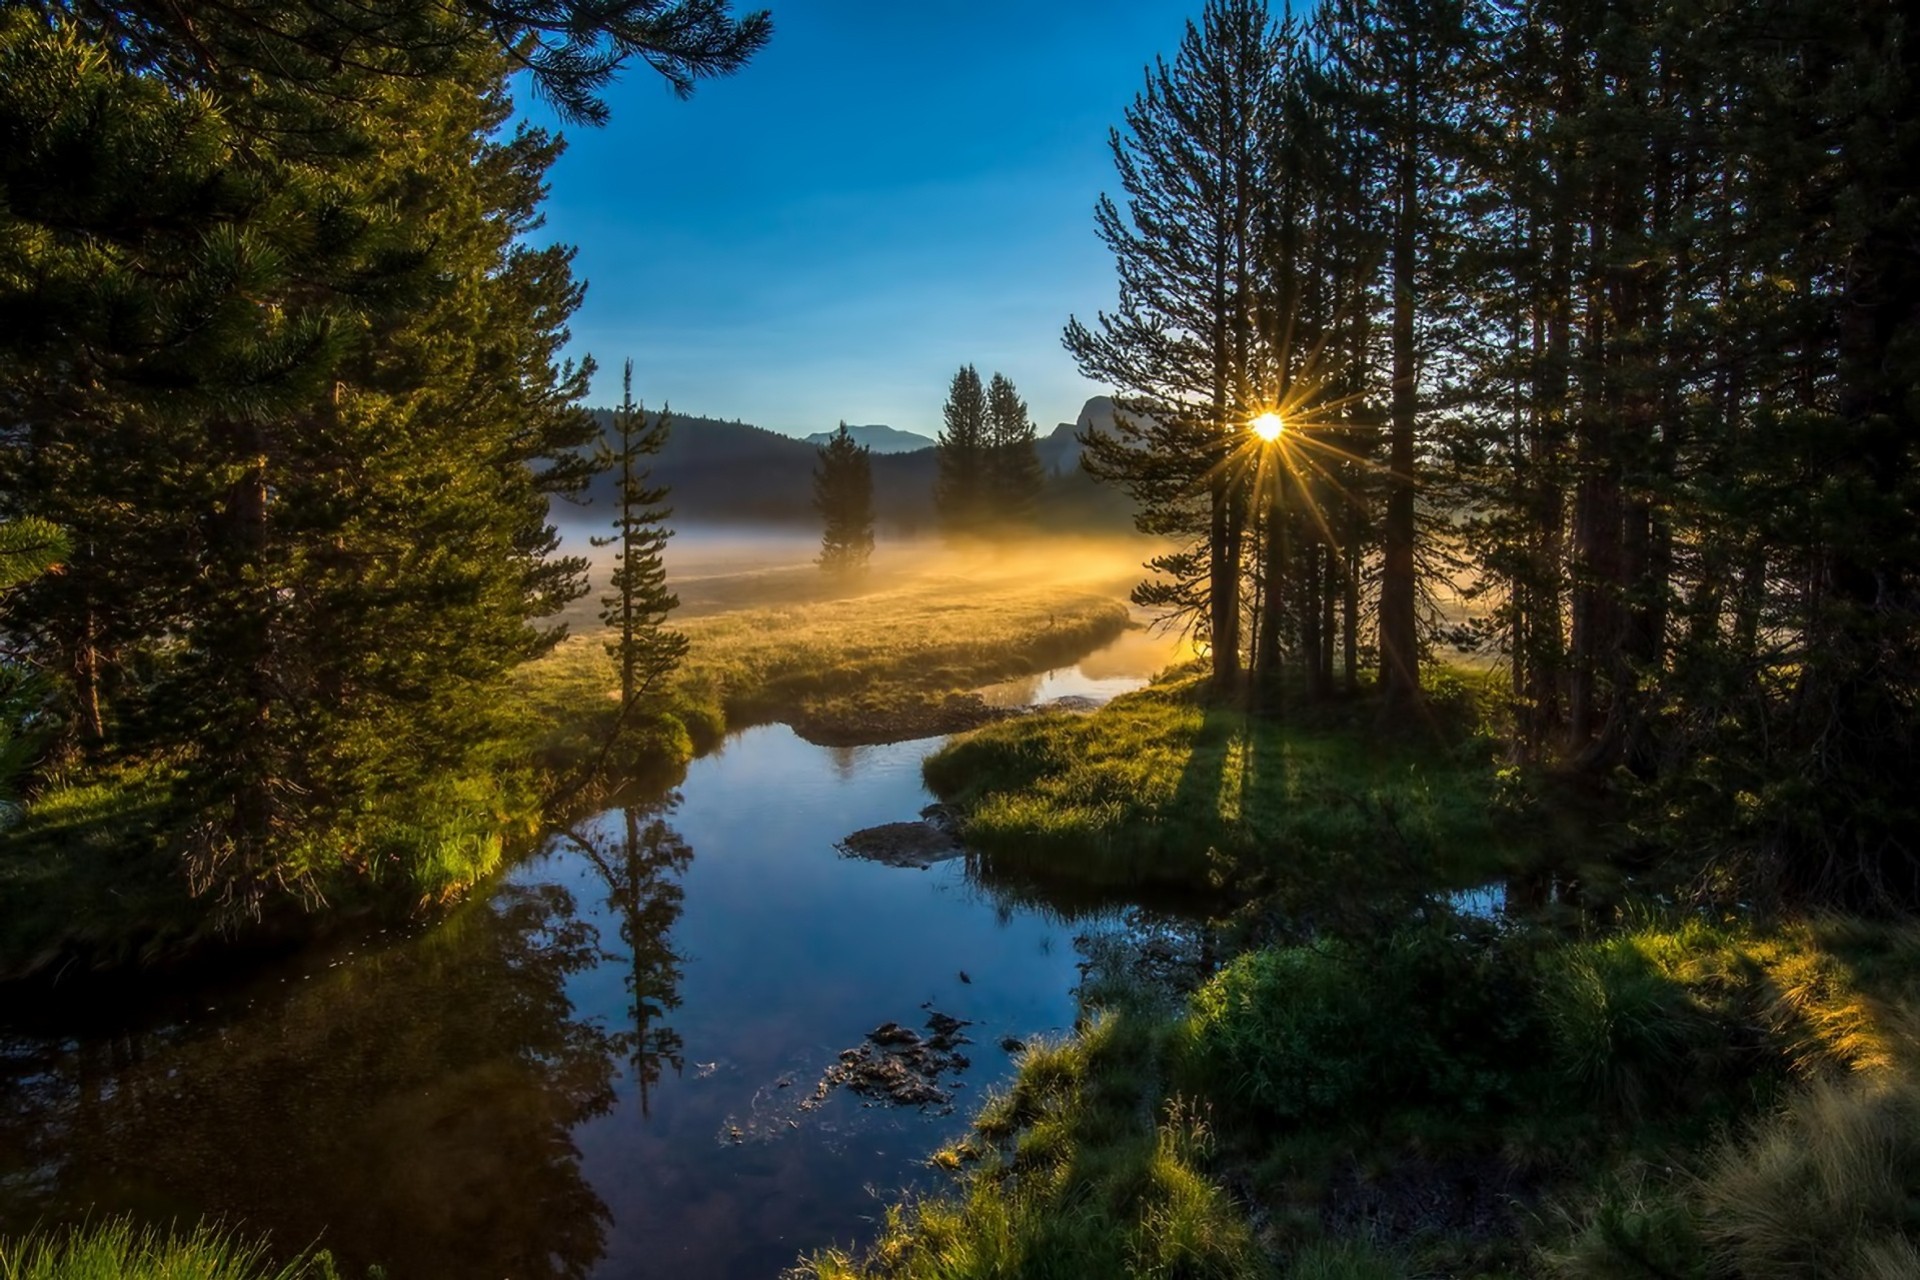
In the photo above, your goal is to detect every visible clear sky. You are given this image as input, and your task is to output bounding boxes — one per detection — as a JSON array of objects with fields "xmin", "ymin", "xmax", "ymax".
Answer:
[{"xmin": 523, "ymin": 2, "xmax": 1190, "ymax": 440}]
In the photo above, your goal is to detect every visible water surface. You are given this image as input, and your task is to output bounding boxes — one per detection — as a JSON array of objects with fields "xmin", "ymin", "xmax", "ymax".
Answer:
[{"xmin": 0, "ymin": 637, "xmax": 1174, "ymax": 1279}]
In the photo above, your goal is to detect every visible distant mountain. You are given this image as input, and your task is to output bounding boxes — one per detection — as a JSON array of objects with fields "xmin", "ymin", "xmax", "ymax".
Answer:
[
  {"xmin": 575, "ymin": 405, "xmax": 1131, "ymax": 533},
  {"xmin": 581, "ymin": 410, "xmax": 937, "ymax": 530},
  {"xmin": 802, "ymin": 424, "xmax": 937, "ymax": 454},
  {"xmin": 1042, "ymin": 395, "xmax": 1134, "ymax": 475}
]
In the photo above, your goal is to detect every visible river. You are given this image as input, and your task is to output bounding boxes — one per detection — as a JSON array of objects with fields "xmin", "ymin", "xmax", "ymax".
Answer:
[{"xmin": 0, "ymin": 630, "xmax": 1184, "ymax": 1279}]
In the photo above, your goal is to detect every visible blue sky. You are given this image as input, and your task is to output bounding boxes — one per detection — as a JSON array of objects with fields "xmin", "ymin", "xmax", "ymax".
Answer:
[{"xmin": 524, "ymin": 2, "xmax": 1190, "ymax": 439}]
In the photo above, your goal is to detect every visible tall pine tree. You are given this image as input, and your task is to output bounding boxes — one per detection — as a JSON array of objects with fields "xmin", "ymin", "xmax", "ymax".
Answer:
[
  {"xmin": 935, "ymin": 365, "xmax": 990, "ymax": 535},
  {"xmin": 813, "ymin": 422, "xmax": 876, "ymax": 573},
  {"xmin": 985, "ymin": 374, "xmax": 1045, "ymax": 525},
  {"xmin": 594, "ymin": 362, "xmax": 688, "ymax": 716}
]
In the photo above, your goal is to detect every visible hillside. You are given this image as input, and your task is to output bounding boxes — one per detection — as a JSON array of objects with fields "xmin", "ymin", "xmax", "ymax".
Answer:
[
  {"xmin": 802, "ymin": 424, "xmax": 937, "ymax": 454},
  {"xmin": 582, "ymin": 402, "xmax": 1132, "ymax": 532}
]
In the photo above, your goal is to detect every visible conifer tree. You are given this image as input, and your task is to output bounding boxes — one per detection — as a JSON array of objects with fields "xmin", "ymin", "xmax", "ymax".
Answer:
[
  {"xmin": 593, "ymin": 362, "xmax": 688, "ymax": 714},
  {"xmin": 985, "ymin": 373, "xmax": 1045, "ymax": 525},
  {"xmin": 0, "ymin": 0, "xmax": 766, "ymax": 913},
  {"xmin": 935, "ymin": 365, "xmax": 990, "ymax": 535},
  {"xmin": 1064, "ymin": 0, "xmax": 1290, "ymax": 692},
  {"xmin": 813, "ymin": 423, "xmax": 875, "ymax": 574}
]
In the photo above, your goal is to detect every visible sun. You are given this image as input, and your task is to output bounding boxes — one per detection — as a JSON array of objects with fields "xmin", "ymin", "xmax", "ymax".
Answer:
[{"xmin": 1250, "ymin": 411, "xmax": 1284, "ymax": 442}]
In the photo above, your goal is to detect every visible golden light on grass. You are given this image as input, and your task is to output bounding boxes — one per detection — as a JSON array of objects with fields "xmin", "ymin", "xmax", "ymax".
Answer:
[{"xmin": 1250, "ymin": 411, "xmax": 1284, "ymax": 442}]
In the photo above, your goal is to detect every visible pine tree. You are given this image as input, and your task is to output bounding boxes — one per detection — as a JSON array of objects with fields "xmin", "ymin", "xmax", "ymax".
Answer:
[
  {"xmin": 1064, "ymin": 0, "xmax": 1290, "ymax": 693},
  {"xmin": 935, "ymin": 365, "xmax": 990, "ymax": 535},
  {"xmin": 985, "ymin": 373, "xmax": 1045, "ymax": 525},
  {"xmin": 593, "ymin": 362, "xmax": 689, "ymax": 714},
  {"xmin": 0, "ymin": 0, "xmax": 769, "ymax": 913},
  {"xmin": 813, "ymin": 422, "xmax": 875, "ymax": 574},
  {"xmin": 50, "ymin": 0, "xmax": 773, "ymax": 128}
]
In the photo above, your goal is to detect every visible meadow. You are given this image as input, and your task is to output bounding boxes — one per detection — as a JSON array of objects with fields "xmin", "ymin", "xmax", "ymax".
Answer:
[{"xmin": 803, "ymin": 666, "xmax": 1920, "ymax": 1280}]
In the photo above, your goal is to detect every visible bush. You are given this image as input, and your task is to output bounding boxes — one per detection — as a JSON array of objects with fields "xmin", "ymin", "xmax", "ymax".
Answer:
[
  {"xmin": 1549, "ymin": 1165, "xmax": 1709, "ymax": 1280},
  {"xmin": 1177, "ymin": 928, "xmax": 1538, "ymax": 1129}
]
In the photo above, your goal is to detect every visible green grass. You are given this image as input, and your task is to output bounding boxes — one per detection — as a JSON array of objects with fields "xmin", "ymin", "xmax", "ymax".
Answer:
[
  {"xmin": 806, "ymin": 994, "xmax": 1271, "ymax": 1280},
  {"xmin": 0, "ymin": 757, "xmax": 206, "ymax": 978},
  {"xmin": 923, "ymin": 668, "xmax": 1515, "ymax": 899},
  {"xmin": 824, "ymin": 910, "xmax": 1920, "ymax": 1279},
  {"xmin": 0, "ymin": 1217, "xmax": 340, "ymax": 1280}
]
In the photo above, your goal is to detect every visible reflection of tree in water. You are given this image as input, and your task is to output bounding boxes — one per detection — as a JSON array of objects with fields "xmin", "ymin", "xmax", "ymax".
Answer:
[
  {"xmin": 0, "ymin": 881, "xmax": 621, "ymax": 1280},
  {"xmin": 828, "ymin": 744, "xmax": 859, "ymax": 782},
  {"xmin": 563, "ymin": 800, "xmax": 693, "ymax": 1116}
]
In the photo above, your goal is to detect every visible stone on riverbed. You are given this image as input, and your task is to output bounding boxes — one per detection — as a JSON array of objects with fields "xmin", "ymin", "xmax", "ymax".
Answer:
[
  {"xmin": 800, "ymin": 1011, "xmax": 977, "ymax": 1110},
  {"xmin": 835, "ymin": 820, "xmax": 961, "ymax": 869}
]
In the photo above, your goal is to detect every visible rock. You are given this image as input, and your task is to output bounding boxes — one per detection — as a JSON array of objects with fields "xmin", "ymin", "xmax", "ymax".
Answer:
[
  {"xmin": 1000, "ymin": 1035, "xmax": 1026, "ymax": 1054},
  {"xmin": 924, "ymin": 1011, "xmax": 974, "ymax": 1052},
  {"xmin": 804, "ymin": 1007, "xmax": 978, "ymax": 1111},
  {"xmin": 835, "ymin": 821, "xmax": 962, "ymax": 869}
]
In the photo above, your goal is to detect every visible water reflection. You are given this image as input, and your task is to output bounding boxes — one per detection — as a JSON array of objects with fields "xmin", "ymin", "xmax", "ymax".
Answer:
[
  {"xmin": 1, "ymin": 633, "xmax": 1178, "ymax": 1279},
  {"xmin": 560, "ymin": 802, "xmax": 693, "ymax": 1116},
  {"xmin": 0, "ymin": 884, "xmax": 621, "ymax": 1279}
]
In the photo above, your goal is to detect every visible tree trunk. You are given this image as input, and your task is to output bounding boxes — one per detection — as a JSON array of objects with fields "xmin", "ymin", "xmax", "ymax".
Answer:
[{"xmin": 1379, "ymin": 75, "xmax": 1421, "ymax": 713}]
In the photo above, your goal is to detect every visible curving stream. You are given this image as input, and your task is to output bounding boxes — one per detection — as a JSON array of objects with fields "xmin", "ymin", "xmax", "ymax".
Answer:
[{"xmin": 0, "ymin": 631, "xmax": 1184, "ymax": 1279}]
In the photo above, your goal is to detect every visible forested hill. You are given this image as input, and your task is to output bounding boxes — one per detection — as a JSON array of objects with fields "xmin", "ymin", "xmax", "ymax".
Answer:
[
  {"xmin": 581, "ymin": 410, "xmax": 933, "ymax": 528},
  {"xmin": 582, "ymin": 408, "xmax": 1131, "ymax": 532}
]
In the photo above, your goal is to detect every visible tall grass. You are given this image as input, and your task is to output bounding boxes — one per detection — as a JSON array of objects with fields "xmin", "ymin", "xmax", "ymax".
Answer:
[
  {"xmin": 0, "ymin": 1218, "xmax": 337, "ymax": 1280},
  {"xmin": 1701, "ymin": 1073, "xmax": 1920, "ymax": 1280}
]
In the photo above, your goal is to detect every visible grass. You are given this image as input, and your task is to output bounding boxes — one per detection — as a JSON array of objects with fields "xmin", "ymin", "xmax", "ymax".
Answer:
[
  {"xmin": 806, "ymin": 971, "xmax": 1271, "ymax": 1280},
  {"xmin": 0, "ymin": 1218, "xmax": 340, "ymax": 1280},
  {"xmin": 923, "ymin": 667, "xmax": 1516, "ymax": 901},
  {"xmin": 0, "ymin": 757, "xmax": 204, "ymax": 978},
  {"xmin": 2, "ymin": 568, "xmax": 1136, "ymax": 980},
  {"xmin": 817, "ymin": 906, "xmax": 1920, "ymax": 1278},
  {"xmin": 512, "ymin": 573, "xmax": 1131, "ymax": 751}
]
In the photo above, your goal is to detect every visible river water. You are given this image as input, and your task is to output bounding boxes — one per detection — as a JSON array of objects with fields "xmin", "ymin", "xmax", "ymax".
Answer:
[{"xmin": 0, "ymin": 633, "xmax": 1183, "ymax": 1279}]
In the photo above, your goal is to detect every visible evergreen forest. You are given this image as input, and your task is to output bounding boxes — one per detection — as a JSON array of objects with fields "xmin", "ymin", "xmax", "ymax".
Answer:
[{"xmin": 1, "ymin": 0, "xmax": 1917, "ymax": 1276}]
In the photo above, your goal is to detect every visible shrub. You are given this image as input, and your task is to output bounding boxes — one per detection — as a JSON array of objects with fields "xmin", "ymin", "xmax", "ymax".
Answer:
[{"xmin": 1177, "ymin": 928, "xmax": 1538, "ymax": 1128}]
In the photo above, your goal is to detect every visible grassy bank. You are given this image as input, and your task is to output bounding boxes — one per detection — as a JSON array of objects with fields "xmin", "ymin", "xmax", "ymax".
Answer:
[
  {"xmin": 1, "ymin": 571, "xmax": 1132, "ymax": 981},
  {"xmin": 0, "ymin": 1218, "xmax": 342, "ymax": 1280},
  {"xmin": 512, "ymin": 575, "xmax": 1131, "ymax": 756},
  {"xmin": 809, "ymin": 667, "xmax": 1920, "ymax": 1278},
  {"xmin": 808, "ymin": 913, "xmax": 1920, "ymax": 1279},
  {"xmin": 923, "ymin": 667, "xmax": 1519, "ymax": 903}
]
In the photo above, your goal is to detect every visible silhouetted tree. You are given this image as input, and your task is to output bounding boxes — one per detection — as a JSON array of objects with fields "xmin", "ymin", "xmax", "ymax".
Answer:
[
  {"xmin": 986, "ymin": 373, "xmax": 1045, "ymax": 524},
  {"xmin": 936, "ymin": 364, "xmax": 990, "ymax": 534},
  {"xmin": 813, "ymin": 422, "xmax": 875, "ymax": 574},
  {"xmin": 593, "ymin": 362, "xmax": 688, "ymax": 715},
  {"xmin": 1065, "ymin": 0, "xmax": 1290, "ymax": 693}
]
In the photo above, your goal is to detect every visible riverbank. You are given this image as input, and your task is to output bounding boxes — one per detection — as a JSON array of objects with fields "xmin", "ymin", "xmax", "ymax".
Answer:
[
  {"xmin": 806, "ymin": 672, "xmax": 1920, "ymax": 1279},
  {"xmin": 0, "ymin": 576, "xmax": 1129, "ymax": 983},
  {"xmin": 513, "ymin": 575, "xmax": 1130, "ymax": 760}
]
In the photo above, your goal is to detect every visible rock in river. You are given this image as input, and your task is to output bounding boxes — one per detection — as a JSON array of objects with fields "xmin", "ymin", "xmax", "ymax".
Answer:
[{"xmin": 835, "ymin": 820, "xmax": 962, "ymax": 869}]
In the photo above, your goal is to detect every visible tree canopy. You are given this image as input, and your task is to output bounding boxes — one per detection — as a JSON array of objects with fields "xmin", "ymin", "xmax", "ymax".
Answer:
[
  {"xmin": 1069, "ymin": 0, "xmax": 1920, "ymax": 907},
  {"xmin": 0, "ymin": 0, "xmax": 766, "ymax": 916}
]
